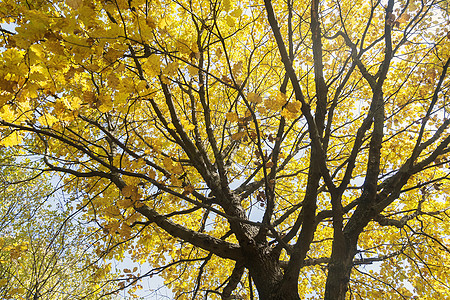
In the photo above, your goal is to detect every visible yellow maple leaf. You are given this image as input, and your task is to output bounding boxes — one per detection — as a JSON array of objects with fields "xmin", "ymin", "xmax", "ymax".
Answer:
[
  {"xmin": 38, "ymin": 113, "xmax": 59, "ymax": 127},
  {"xmin": 187, "ymin": 65, "xmax": 198, "ymax": 77},
  {"xmin": 163, "ymin": 61, "xmax": 179, "ymax": 77},
  {"xmin": 230, "ymin": 8, "xmax": 242, "ymax": 18},
  {"xmin": 66, "ymin": 0, "xmax": 83, "ymax": 9},
  {"xmin": 226, "ymin": 112, "xmax": 238, "ymax": 122},
  {"xmin": 172, "ymin": 163, "xmax": 184, "ymax": 174},
  {"xmin": 248, "ymin": 92, "xmax": 262, "ymax": 104},
  {"xmin": 185, "ymin": 123, "xmax": 196, "ymax": 130},
  {"xmin": 222, "ymin": 0, "xmax": 231, "ymax": 11},
  {"xmin": 122, "ymin": 185, "xmax": 135, "ymax": 198},
  {"xmin": 117, "ymin": 197, "xmax": 133, "ymax": 209},
  {"xmin": 143, "ymin": 54, "xmax": 161, "ymax": 77},
  {"xmin": 98, "ymin": 94, "xmax": 113, "ymax": 113},
  {"xmin": 0, "ymin": 132, "xmax": 23, "ymax": 147},
  {"xmin": 29, "ymin": 44, "xmax": 45, "ymax": 62},
  {"xmin": 0, "ymin": 105, "xmax": 16, "ymax": 122},
  {"xmin": 231, "ymin": 131, "xmax": 245, "ymax": 140},
  {"xmin": 397, "ymin": 13, "xmax": 410, "ymax": 23},
  {"xmin": 285, "ymin": 101, "xmax": 302, "ymax": 114},
  {"xmin": 226, "ymin": 16, "xmax": 236, "ymax": 27}
]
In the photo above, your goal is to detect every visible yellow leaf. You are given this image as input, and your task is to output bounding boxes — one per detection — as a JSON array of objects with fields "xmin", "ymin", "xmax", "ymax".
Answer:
[
  {"xmin": 146, "ymin": 16, "xmax": 157, "ymax": 29},
  {"xmin": 142, "ymin": 54, "xmax": 161, "ymax": 77},
  {"xmin": 159, "ymin": 17, "xmax": 172, "ymax": 29},
  {"xmin": 185, "ymin": 123, "xmax": 196, "ymax": 130},
  {"xmin": 183, "ymin": 185, "xmax": 194, "ymax": 195},
  {"xmin": 231, "ymin": 131, "xmax": 245, "ymax": 140},
  {"xmin": 131, "ymin": 192, "xmax": 142, "ymax": 202},
  {"xmin": 164, "ymin": 61, "xmax": 179, "ymax": 77},
  {"xmin": 0, "ymin": 105, "xmax": 16, "ymax": 122},
  {"xmin": 98, "ymin": 94, "xmax": 113, "ymax": 113},
  {"xmin": 226, "ymin": 112, "xmax": 238, "ymax": 122},
  {"xmin": 1, "ymin": 132, "xmax": 23, "ymax": 147},
  {"xmin": 117, "ymin": 197, "xmax": 133, "ymax": 209},
  {"xmin": 397, "ymin": 13, "xmax": 410, "ymax": 23},
  {"xmin": 38, "ymin": 113, "xmax": 59, "ymax": 127},
  {"xmin": 163, "ymin": 156, "xmax": 174, "ymax": 170},
  {"xmin": 172, "ymin": 164, "xmax": 184, "ymax": 174},
  {"xmin": 29, "ymin": 44, "xmax": 45, "ymax": 61},
  {"xmin": 222, "ymin": 0, "xmax": 231, "ymax": 12},
  {"xmin": 161, "ymin": 75, "xmax": 170, "ymax": 84},
  {"xmin": 232, "ymin": 61, "xmax": 243, "ymax": 76},
  {"xmin": 226, "ymin": 15, "xmax": 236, "ymax": 28},
  {"xmin": 230, "ymin": 8, "xmax": 243, "ymax": 18},
  {"xmin": 285, "ymin": 101, "xmax": 302, "ymax": 114},
  {"xmin": 66, "ymin": 0, "xmax": 83, "ymax": 9},
  {"xmin": 248, "ymin": 92, "xmax": 262, "ymax": 104},
  {"xmin": 187, "ymin": 65, "xmax": 198, "ymax": 77},
  {"xmin": 104, "ymin": 48, "xmax": 124, "ymax": 61},
  {"xmin": 122, "ymin": 185, "xmax": 135, "ymax": 198},
  {"xmin": 104, "ymin": 206, "xmax": 121, "ymax": 217}
]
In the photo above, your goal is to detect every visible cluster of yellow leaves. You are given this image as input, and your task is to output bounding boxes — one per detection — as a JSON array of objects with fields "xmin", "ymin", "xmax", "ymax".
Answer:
[
  {"xmin": 122, "ymin": 185, "xmax": 142, "ymax": 202},
  {"xmin": 0, "ymin": 240, "xmax": 28, "ymax": 261}
]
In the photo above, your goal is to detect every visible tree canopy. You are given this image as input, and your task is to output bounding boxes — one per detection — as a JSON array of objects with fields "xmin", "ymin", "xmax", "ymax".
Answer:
[
  {"xmin": 0, "ymin": 0, "xmax": 449, "ymax": 299},
  {"xmin": 0, "ymin": 151, "xmax": 118, "ymax": 299}
]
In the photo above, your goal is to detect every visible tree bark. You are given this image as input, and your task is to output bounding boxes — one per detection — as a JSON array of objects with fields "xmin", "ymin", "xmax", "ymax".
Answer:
[
  {"xmin": 323, "ymin": 241, "xmax": 357, "ymax": 300},
  {"xmin": 241, "ymin": 242, "xmax": 301, "ymax": 300}
]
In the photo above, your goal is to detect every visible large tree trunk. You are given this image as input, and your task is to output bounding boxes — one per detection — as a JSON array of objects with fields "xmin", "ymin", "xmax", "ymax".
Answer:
[
  {"xmin": 252, "ymin": 271, "xmax": 301, "ymax": 300},
  {"xmin": 254, "ymin": 279, "xmax": 301, "ymax": 300},
  {"xmin": 323, "ymin": 248, "xmax": 355, "ymax": 300},
  {"xmin": 269, "ymin": 279, "xmax": 301, "ymax": 300},
  {"xmin": 323, "ymin": 215, "xmax": 364, "ymax": 299},
  {"xmin": 242, "ymin": 244, "xmax": 301, "ymax": 300}
]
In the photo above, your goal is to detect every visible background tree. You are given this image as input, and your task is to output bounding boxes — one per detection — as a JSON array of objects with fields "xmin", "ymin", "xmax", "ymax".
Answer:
[
  {"xmin": 0, "ymin": 151, "xmax": 119, "ymax": 299},
  {"xmin": 0, "ymin": 0, "xmax": 449, "ymax": 299}
]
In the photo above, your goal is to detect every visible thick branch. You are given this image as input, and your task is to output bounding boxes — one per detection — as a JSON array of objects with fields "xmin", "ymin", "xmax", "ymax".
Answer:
[
  {"xmin": 135, "ymin": 204, "xmax": 242, "ymax": 260},
  {"xmin": 222, "ymin": 261, "xmax": 245, "ymax": 300}
]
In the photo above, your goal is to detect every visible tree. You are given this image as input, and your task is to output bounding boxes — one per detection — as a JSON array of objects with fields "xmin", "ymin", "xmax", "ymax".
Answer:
[
  {"xmin": 0, "ymin": 0, "xmax": 449, "ymax": 298},
  {"xmin": 0, "ymin": 152, "xmax": 119, "ymax": 300}
]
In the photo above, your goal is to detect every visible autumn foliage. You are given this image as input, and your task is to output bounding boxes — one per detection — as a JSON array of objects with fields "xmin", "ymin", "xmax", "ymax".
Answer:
[{"xmin": 0, "ymin": 0, "xmax": 450, "ymax": 299}]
